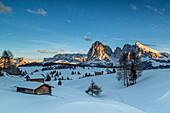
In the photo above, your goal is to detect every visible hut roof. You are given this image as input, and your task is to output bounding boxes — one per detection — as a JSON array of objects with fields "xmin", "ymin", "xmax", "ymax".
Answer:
[
  {"xmin": 95, "ymin": 71, "xmax": 103, "ymax": 73},
  {"xmin": 16, "ymin": 81, "xmax": 53, "ymax": 89},
  {"xmin": 25, "ymin": 73, "xmax": 45, "ymax": 79}
]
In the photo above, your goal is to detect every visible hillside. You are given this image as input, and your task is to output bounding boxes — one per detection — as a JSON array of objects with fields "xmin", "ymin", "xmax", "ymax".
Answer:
[{"xmin": 0, "ymin": 67, "xmax": 170, "ymax": 113}]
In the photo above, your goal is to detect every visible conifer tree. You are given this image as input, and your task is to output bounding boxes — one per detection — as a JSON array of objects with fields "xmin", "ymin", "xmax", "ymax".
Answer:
[
  {"xmin": 61, "ymin": 76, "xmax": 64, "ymax": 80},
  {"xmin": 71, "ymin": 71, "xmax": 74, "ymax": 75},
  {"xmin": 56, "ymin": 71, "xmax": 58, "ymax": 76},
  {"xmin": 78, "ymin": 71, "xmax": 81, "ymax": 75},
  {"xmin": 1, "ymin": 50, "xmax": 13, "ymax": 69},
  {"xmin": 58, "ymin": 80, "xmax": 62, "ymax": 85},
  {"xmin": 84, "ymin": 73, "xmax": 87, "ymax": 77},
  {"xmin": 54, "ymin": 76, "xmax": 57, "ymax": 81},
  {"xmin": 86, "ymin": 80, "xmax": 102, "ymax": 96},
  {"xmin": 0, "ymin": 67, "xmax": 3, "ymax": 76},
  {"xmin": 128, "ymin": 49, "xmax": 143, "ymax": 85},
  {"xmin": 112, "ymin": 69, "xmax": 116, "ymax": 73},
  {"xmin": 45, "ymin": 74, "xmax": 51, "ymax": 81},
  {"xmin": 117, "ymin": 53, "xmax": 129, "ymax": 87}
]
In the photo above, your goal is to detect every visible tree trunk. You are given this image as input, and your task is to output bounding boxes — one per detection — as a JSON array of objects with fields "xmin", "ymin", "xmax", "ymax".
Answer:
[
  {"xmin": 123, "ymin": 70, "xmax": 125, "ymax": 86},
  {"xmin": 92, "ymin": 87, "xmax": 93, "ymax": 96},
  {"xmin": 126, "ymin": 70, "xmax": 129, "ymax": 87},
  {"xmin": 3, "ymin": 58, "xmax": 6, "ymax": 69}
]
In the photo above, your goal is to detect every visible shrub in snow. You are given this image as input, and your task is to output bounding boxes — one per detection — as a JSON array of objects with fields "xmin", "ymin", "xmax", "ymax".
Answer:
[
  {"xmin": 71, "ymin": 71, "xmax": 74, "ymax": 75},
  {"xmin": 45, "ymin": 74, "xmax": 51, "ymax": 81},
  {"xmin": 55, "ymin": 72, "xmax": 59, "ymax": 77},
  {"xmin": 86, "ymin": 80, "xmax": 102, "ymax": 96},
  {"xmin": 54, "ymin": 76, "xmax": 57, "ymax": 81},
  {"xmin": 34, "ymin": 69, "xmax": 39, "ymax": 72},
  {"xmin": 78, "ymin": 71, "xmax": 81, "ymax": 75},
  {"xmin": 61, "ymin": 76, "xmax": 64, "ymax": 80},
  {"xmin": 58, "ymin": 80, "xmax": 62, "ymax": 85},
  {"xmin": 113, "ymin": 69, "xmax": 116, "ymax": 73},
  {"xmin": 58, "ymin": 78, "xmax": 61, "ymax": 80},
  {"xmin": 85, "ymin": 73, "xmax": 87, "ymax": 77}
]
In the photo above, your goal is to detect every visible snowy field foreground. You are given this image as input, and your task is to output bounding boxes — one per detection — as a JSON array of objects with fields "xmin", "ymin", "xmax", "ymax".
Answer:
[{"xmin": 0, "ymin": 66, "xmax": 170, "ymax": 113}]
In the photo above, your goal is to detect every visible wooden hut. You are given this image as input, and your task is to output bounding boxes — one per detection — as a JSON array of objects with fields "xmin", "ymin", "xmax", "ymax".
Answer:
[
  {"xmin": 25, "ymin": 74, "xmax": 45, "ymax": 83},
  {"xmin": 94, "ymin": 71, "xmax": 104, "ymax": 76},
  {"xmin": 16, "ymin": 82, "xmax": 54, "ymax": 95}
]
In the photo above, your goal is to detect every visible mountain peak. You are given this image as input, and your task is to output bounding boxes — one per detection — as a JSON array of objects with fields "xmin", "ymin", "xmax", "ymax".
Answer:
[
  {"xmin": 87, "ymin": 41, "xmax": 113, "ymax": 61},
  {"xmin": 135, "ymin": 42, "xmax": 161, "ymax": 59}
]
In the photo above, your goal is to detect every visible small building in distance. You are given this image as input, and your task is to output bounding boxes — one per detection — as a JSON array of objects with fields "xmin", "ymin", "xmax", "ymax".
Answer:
[
  {"xmin": 16, "ymin": 82, "xmax": 54, "ymax": 95},
  {"xmin": 94, "ymin": 71, "xmax": 104, "ymax": 76},
  {"xmin": 25, "ymin": 74, "xmax": 45, "ymax": 83},
  {"xmin": 106, "ymin": 68, "xmax": 116, "ymax": 74}
]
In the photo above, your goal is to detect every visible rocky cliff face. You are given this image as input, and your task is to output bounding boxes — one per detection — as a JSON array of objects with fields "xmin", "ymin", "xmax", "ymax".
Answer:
[
  {"xmin": 42, "ymin": 41, "xmax": 170, "ymax": 69},
  {"xmin": 44, "ymin": 54, "xmax": 87, "ymax": 63},
  {"xmin": 14, "ymin": 57, "xmax": 29, "ymax": 67},
  {"xmin": 113, "ymin": 42, "xmax": 167, "ymax": 60},
  {"xmin": 112, "ymin": 42, "xmax": 170, "ymax": 69},
  {"xmin": 122, "ymin": 44, "xmax": 132, "ymax": 54},
  {"xmin": 135, "ymin": 42, "xmax": 162, "ymax": 59},
  {"xmin": 87, "ymin": 41, "xmax": 113, "ymax": 61},
  {"xmin": 113, "ymin": 47, "xmax": 122, "ymax": 59}
]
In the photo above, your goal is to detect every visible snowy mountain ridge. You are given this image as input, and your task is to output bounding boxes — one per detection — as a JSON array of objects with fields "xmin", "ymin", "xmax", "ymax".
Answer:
[
  {"xmin": 0, "ymin": 57, "xmax": 40, "ymax": 67},
  {"xmin": 42, "ymin": 41, "xmax": 170, "ymax": 69},
  {"xmin": 43, "ymin": 54, "xmax": 87, "ymax": 64},
  {"xmin": 135, "ymin": 42, "xmax": 162, "ymax": 59}
]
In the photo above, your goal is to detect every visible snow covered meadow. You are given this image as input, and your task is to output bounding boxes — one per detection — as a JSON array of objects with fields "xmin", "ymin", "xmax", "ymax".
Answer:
[{"xmin": 0, "ymin": 66, "xmax": 170, "ymax": 113}]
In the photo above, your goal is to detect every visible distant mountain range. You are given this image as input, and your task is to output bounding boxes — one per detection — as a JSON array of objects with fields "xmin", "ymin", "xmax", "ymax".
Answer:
[
  {"xmin": 43, "ymin": 41, "xmax": 170, "ymax": 69},
  {"xmin": 7, "ymin": 41, "xmax": 169, "ymax": 69},
  {"xmin": 43, "ymin": 54, "xmax": 87, "ymax": 64},
  {"xmin": 0, "ymin": 57, "xmax": 40, "ymax": 67}
]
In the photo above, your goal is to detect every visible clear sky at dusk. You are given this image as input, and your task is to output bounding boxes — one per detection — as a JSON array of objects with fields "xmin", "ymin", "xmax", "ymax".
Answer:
[{"xmin": 1, "ymin": 0, "xmax": 170, "ymax": 61}]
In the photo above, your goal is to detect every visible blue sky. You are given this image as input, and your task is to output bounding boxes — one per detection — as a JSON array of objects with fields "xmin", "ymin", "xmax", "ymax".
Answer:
[{"xmin": 0, "ymin": 0, "xmax": 170, "ymax": 61}]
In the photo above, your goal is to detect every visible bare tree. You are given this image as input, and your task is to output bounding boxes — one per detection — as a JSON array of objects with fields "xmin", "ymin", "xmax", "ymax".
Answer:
[
  {"xmin": 117, "ymin": 53, "xmax": 130, "ymax": 87},
  {"xmin": 1, "ymin": 50, "xmax": 13, "ymax": 69},
  {"xmin": 129, "ymin": 49, "xmax": 143, "ymax": 85}
]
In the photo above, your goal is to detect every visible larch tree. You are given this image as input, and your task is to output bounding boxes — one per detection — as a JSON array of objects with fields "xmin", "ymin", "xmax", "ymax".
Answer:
[
  {"xmin": 117, "ymin": 53, "xmax": 130, "ymax": 87},
  {"xmin": 86, "ymin": 80, "xmax": 102, "ymax": 96},
  {"xmin": 1, "ymin": 50, "xmax": 13, "ymax": 69},
  {"xmin": 128, "ymin": 49, "xmax": 143, "ymax": 85}
]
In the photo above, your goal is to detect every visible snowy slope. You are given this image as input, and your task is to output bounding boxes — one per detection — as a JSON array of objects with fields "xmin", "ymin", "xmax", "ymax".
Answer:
[
  {"xmin": 65, "ymin": 69, "xmax": 170, "ymax": 113},
  {"xmin": 1, "ymin": 67, "xmax": 170, "ymax": 113},
  {"xmin": 0, "ymin": 73, "xmax": 145, "ymax": 113}
]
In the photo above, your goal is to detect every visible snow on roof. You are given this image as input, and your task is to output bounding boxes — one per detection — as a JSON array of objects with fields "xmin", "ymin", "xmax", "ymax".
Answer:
[
  {"xmin": 95, "ymin": 71, "xmax": 103, "ymax": 73},
  {"xmin": 26, "ymin": 73, "xmax": 45, "ymax": 79},
  {"xmin": 15, "ymin": 81, "xmax": 51, "ymax": 89}
]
